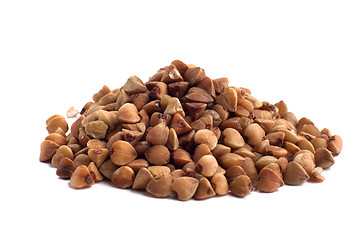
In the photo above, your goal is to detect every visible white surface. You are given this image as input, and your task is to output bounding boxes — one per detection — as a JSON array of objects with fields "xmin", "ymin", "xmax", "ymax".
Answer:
[{"xmin": 1, "ymin": 1, "xmax": 359, "ymax": 239}]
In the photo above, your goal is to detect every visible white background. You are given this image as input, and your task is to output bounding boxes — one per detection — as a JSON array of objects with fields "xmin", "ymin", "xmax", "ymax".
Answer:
[{"xmin": 1, "ymin": 1, "xmax": 359, "ymax": 239}]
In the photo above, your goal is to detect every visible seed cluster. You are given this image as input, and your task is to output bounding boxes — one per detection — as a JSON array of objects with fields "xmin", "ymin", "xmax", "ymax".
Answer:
[{"xmin": 40, "ymin": 60, "xmax": 343, "ymax": 200}]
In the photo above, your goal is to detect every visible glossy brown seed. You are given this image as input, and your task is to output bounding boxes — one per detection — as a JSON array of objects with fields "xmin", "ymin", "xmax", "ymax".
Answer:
[
  {"xmin": 195, "ymin": 155, "xmax": 218, "ymax": 177},
  {"xmin": 225, "ymin": 165, "xmax": 247, "ymax": 183},
  {"xmin": 213, "ymin": 77, "xmax": 229, "ymax": 94},
  {"xmin": 308, "ymin": 167, "xmax": 325, "ymax": 183},
  {"xmin": 196, "ymin": 115, "xmax": 213, "ymax": 130},
  {"xmin": 138, "ymin": 109, "xmax": 150, "ymax": 127},
  {"xmin": 149, "ymin": 81, "xmax": 168, "ymax": 99},
  {"xmin": 182, "ymin": 161, "xmax": 196, "ymax": 174},
  {"xmin": 122, "ymin": 129, "xmax": 143, "ymax": 146},
  {"xmin": 263, "ymin": 163, "xmax": 282, "ymax": 178},
  {"xmin": 282, "ymin": 130, "xmax": 300, "ymax": 144},
  {"xmin": 168, "ymin": 82, "xmax": 190, "ymax": 99},
  {"xmin": 51, "ymin": 145, "xmax": 74, "ymax": 168},
  {"xmin": 265, "ymin": 132, "xmax": 285, "ymax": 147},
  {"xmin": 300, "ymin": 124, "xmax": 321, "ymax": 137},
  {"xmin": 311, "ymin": 137, "xmax": 327, "ymax": 150},
  {"xmin": 45, "ymin": 133, "xmax": 67, "ymax": 146},
  {"xmin": 70, "ymin": 165, "xmax": 95, "ymax": 189},
  {"xmin": 186, "ymin": 102, "xmax": 207, "ymax": 120},
  {"xmin": 171, "ymin": 177, "xmax": 199, "ymax": 201},
  {"xmin": 149, "ymin": 70, "xmax": 164, "ymax": 82},
  {"xmin": 284, "ymin": 161, "xmax": 309, "ymax": 185},
  {"xmin": 327, "ymin": 135, "xmax": 343, "ymax": 155},
  {"xmin": 293, "ymin": 152, "xmax": 316, "ymax": 175},
  {"xmin": 117, "ymin": 103, "xmax": 140, "ymax": 123},
  {"xmin": 194, "ymin": 177, "xmax": 216, "ymax": 200},
  {"xmin": 112, "ymin": 166, "xmax": 135, "ymax": 189},
  {"xmin": 211, "ymin": 173, "xmax": 229, "ymax": 196},
  {"xmin": 115, "ymin": 88, "xmax": 131, "ymax": 110},
  {"xmin": 93, "ymin": 86, "xmax": 111, "ymax": 103},
  {"xmin": 98, "ymin": 92, "xmax": 119, "ymax": 106},
  {"xmin": 254, "ymin": 109, "xmax": 273, "ymax": 120},
  {"xmin": 46, "ymin": 115, "xmax": 68, "ymax": 134},
  {"xmin": 194, "ymin": 129, "xmax": 218, "ymax": 151},
  {"xmin": 123, "ymin": 75, "xmax": 147, "ymax": 94},
  {"xmin": 265, "ymin": 145, "xmax": 288, "ymax": 158},
  {"xmin": 166, "ymin": 128, "xmax": 179, "ymax": 150},
  {"xmin": 229, "ymin": 175, "xmax": 253, "ymax": 197},
  {"xmin": 257, "ymin": 167, "xmax": 284, "ymax": 193},
  {"xmin": 146, "ymin": 173, "xmax": 174, "ymax": 198},
  {"xmin": 215, "ymin": 87, "xmax": 238, "ymax": 112},
  {"xmin": 183, "ymin": 67, "xmax": 205, "ymax": 86},
  {"xmin": 56, "ymin": 157, "xmax": 76, "ymax": 179},
  {"xmin": 219, "ymin": 117, "xmax": 242, "ymax": 132},
  {"xmin": 232, "ymin": 148, "xmax": 255, "ymax": 159},
  {"xmin": 132, "ymin": 142, "xmax": 149, "ymax": 157},
  {"xmin": 150, "ymin": 112, "xmax": 172, "ymax": 127},
  {"xmin": 87, "ymin": 139, "xmax": 106, "ymax": 150},
  {"xmin": 84, "ymin": 120, "xmax": 108, "ymax": 139},
  {"xmin": 99, "ymin": 159, "xmax": 118, "ymax": 179},
  {"xmin": 297, "ymin": 139, "xmax": 315, "ymax": 154},
  {"xmin": 211, "ymin": 144, "xmax": 231, "ymax": 159},
  {"xmin": 145, "ymin": 145, "xmax": 170, "ymax": 166},
  {"xmin": 131, "ymin": 93, "xmax": 150, "ymax": 110},
  {"xmin": 171, "ymin": 60, "xmax": 188, "ymax": 75},
  {"xmin": 190, "ymin": 120, "xmax": 206, "ymax": 132},
  {"xmin": 274, "ymin": 100, "xmax": 288, "ymax": 116},
  {"xmin": 281, "ymin": 112, "xmax": 298, "ymax": 127},
  {"xmin": 126, "ymin": 159, "xmax": 149, "ymax": 173},
  {"xmin": 243, "ymin": 123, "xmax": 265, "ymax": 146},
  {"xmin": 54, "ymin": 127, "xmax": 66, "ymax": 137},
  {"xmin": 218, "ymin": 153, "xmax": 245, "ymax": 169},
  {"xmin": 70, "ymin": 115, "xmax": 84, "ymax": 140},
  {"xmin": 73, "ymin": 154, "xmax": 92, "ymax": 167},
  {"xmin": 178, "ymin": 130, "xmax": 196, "ymax": 152},
  {"xmin": 132, "ymin": 167, "xmax": 153, "ymax": 190},
  {"xmin": 221, "ymin": 128, "xmax": 245, "ymax": 149},
  {"xmin": 278, "ymin": 157, "xmax": 288, "ymax": 173},
  {"xmin": 212, "ymin": 126, "xmax": 222, "ymax": 140},
  {"xmin": 283, "ymin": 141, "xmax": 301, "ymax": 155},
  {"xmin": 122, "ymin": 122, "xmax": 146, "ymax": 133},
  {"xmin": 148, "ymin": 166, "xmax": 171, "ymax": 178},
  {"xmin": 193, "ymin": 144, "xmax": 212, "ymax": 163},
  {"xmin": 184, "ymin": 87, "xmax": 213, "ymax": 103},
  {"xmin": 171, "ymin": 169, "xmax": 186, "ymax": 181},
  {"xmin": 171, "ymin": 148, "xmax": 193, "ymax": 168},
  {"xmin": 66, "ymin": 106, "xmax": 79, "ymax": 118},
  {"xmin": 40, "ymin": 140, "xmax": 59, "ymax": 162},
  {"xmin": 161, "ymin": 64, "xmax": 184, "ymax": 84},
  {"xmin": 146, "ymin": 123, "xmax": 169, "ymax": 145},
  {"xmin": 241, "ymin": 157, "xmax": 258, "ymax": 186},
  {"xmin": 321, "ymin": 128, "xmax": 332, "ymax": 138},
  {"xmin": 254, "ymin": 139, "xmax": 270, "ymax": 156},
  {"xmin": 203, "ymin": 108, "xmax": 222, "ymax": 126},
  {"xmin": 211, "ymin": 104, "xmax": 228, "ymax": 121},
  {"xmin": 88, "ymin": 162, "xmax": 103, "ymax": 182},
  {"xmin": 197, "ymin": 76, "xmax": 216, "ymax": 97},
  {"xmin": 170, "ymin": 113, "xmax": 192, "ymax": 135},
  {"xmin": 106, "ymin": 132, "xmax": 123, "ymax": 150},
  {"xmin": 111, "ymin": 140, "xmax": 138, "ymax": 166},
  {"xmin": 255, "ymin": 156, "xmax": 279, "ymax": 171},
  {"xmin": 88, "ymin": 148, "xmax": 110, "ymax": 167},
  {"xmin": 314, "ymin": 148, "xmax": 334, "ymax": 169}
]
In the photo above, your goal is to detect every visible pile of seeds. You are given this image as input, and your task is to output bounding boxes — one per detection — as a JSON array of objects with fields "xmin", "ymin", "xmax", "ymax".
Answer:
[{"xmin": 40, "ymin": 60, "xmax": 343, "ymax": 200}]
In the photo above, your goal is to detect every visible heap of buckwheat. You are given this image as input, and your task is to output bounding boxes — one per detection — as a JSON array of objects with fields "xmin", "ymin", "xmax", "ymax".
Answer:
[{"xmin": 40, "ymin": 60, "xmax": 343, "ymax": 200}]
